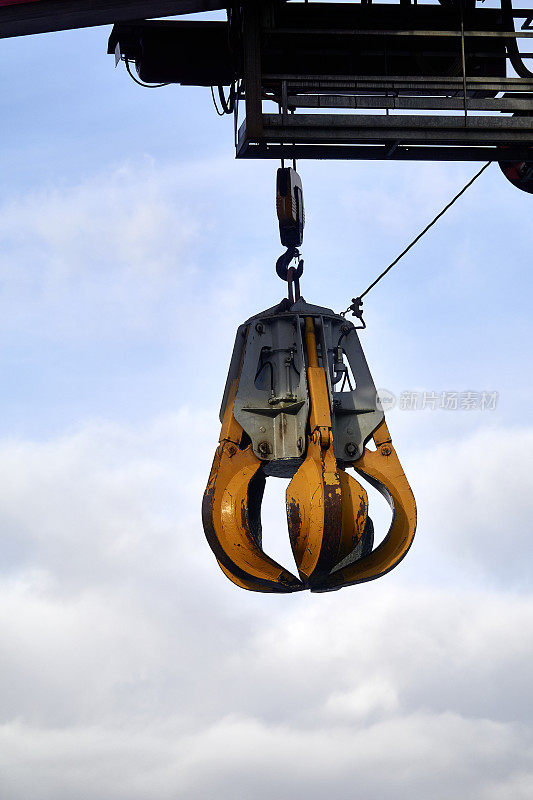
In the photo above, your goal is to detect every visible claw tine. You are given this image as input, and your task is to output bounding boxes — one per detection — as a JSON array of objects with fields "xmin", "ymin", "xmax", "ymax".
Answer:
[
  {"xmin": 203, "ymin": 441, "xmax": 303, "ymax": 593},
  {"xmin": 286, "ymin": 315, "xmax": 372, "ymax": 587},
  {"xmin": 285, "ymin": 434, "xmax": 344, "ymax": 586},
  {"xmin": 286, "ymin": 444, "xmax": 369, "ymax": 586},
  {"xmin": 315, "ymin": 421, "xmax": 417, "ymax": 591}
]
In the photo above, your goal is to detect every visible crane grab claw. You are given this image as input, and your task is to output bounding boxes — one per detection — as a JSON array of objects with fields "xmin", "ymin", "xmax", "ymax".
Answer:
[{"xmin": 202, "ymin": 299, "xmax": 417, "ymax": 593}]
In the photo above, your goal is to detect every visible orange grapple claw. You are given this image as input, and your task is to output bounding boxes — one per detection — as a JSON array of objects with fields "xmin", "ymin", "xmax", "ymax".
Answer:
[{"xmin": 202, "ymin": 299, "xmax": 416, "ymax": 593}]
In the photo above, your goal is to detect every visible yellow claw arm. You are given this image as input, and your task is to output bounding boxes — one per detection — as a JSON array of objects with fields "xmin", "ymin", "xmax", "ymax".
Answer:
[
  {"xmin": 202, "ymin": 378, "xmax": 303, "ymax": 593},
  {"xmin": 286, "ymin": 317, "xmax": 369, "ymax": 588},
  {"xmin": 315, "ymin": 420, "xmax": 417, "ymax": 591}
]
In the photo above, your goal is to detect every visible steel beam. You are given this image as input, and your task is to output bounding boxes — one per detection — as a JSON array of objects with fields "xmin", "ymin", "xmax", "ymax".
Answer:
[
  {"xmin": 263, "ymin": 74, "xmax": 533, "ymax": 91},
  {"xmin": 285, "ymin": 94, "xmax": 533, "ymax": 112},
  {"xmin": 0, "ymin": 0, "xmax": 224, "ymax": 39},
  {"xmin": 236, "ymin": 109, "xmax": 533, "ymax": 160},
  {"xmin": 273, "ymin": 27, "xmax": 533, "ymax": 39},
  {"xmin": 242, "ymin": 2, "xmax": 263, "ymax": 139},
  {"xmin": 237, "ymin": 141, "xmax": 533, "ymax": 161}
]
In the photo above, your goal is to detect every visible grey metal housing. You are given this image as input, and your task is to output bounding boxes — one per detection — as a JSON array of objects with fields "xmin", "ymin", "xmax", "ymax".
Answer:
[{"xmin": 220, "ymin": 297, "xmax": 384, "ymax": 473}]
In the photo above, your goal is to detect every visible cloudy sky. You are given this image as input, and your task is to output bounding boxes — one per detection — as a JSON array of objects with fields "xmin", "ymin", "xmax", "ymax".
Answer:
[{"xmin": 1, "ymin": 9, "xmax": 533, "ymax": 799}]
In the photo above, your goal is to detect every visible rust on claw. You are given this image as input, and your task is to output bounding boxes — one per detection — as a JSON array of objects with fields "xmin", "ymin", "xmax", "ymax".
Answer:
[{"xmin": 287, "ymin": 498, "xmax": 302, "ymax": 545}]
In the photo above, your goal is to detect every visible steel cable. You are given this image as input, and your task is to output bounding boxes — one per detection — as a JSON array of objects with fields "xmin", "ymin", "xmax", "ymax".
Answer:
[{"xmin": 343, "ymin": 160, "xmax": 492, "ymax": 317}]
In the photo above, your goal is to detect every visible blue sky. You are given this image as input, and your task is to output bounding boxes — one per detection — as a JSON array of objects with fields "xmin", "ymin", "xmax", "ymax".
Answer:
[{"xmin": 1, "ymin": 10, "xmax": 533, "ymax": 799}]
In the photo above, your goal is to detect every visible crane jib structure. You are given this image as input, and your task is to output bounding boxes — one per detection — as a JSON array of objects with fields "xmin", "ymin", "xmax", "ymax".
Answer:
[
  {"xmin": 108, "ymin": 0, "xmax": 533, "ymax": 164},
  {"xmin": 1, "ymin": 0, "xmax": 532, "ymax": 164}
]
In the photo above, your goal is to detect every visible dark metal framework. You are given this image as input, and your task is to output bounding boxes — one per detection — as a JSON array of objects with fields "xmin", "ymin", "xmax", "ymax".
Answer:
[
  {"xmin": 2, "ymin": 0, "xmax": 533, "ymax": 161},
  {"xmin": 107, "ymin": 0, "xmax": 533, "ymax": 161},
  {"xmin": 235, "ymin": 1, "xmax": 533, "ymax": 161}
]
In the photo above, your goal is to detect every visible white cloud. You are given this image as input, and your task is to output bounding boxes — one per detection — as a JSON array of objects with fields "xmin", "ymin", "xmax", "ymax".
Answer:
[
  {"xmin": 410, "ymin": 426, "xmax": 533, "ymax": 587},
  {"xmin": 0, "ymin": 711, "xmax": 531, "ymax": 800},
  {"xmin": 323, "ymin": 677, "xmax": 399, "ymax": 720},
  {"xmin": 0, "ymin": 410, "xmax": 218, "ymax": 589},
  {"xmin": 0, "ymin": 158, "xmax": 269, "ymax": 343},
  {"xmin": 0, "ymin": 417, "xmax": 532, "ymax": 798}
]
